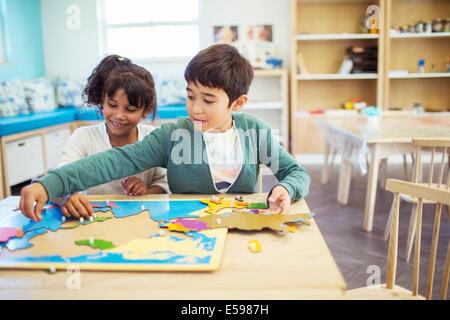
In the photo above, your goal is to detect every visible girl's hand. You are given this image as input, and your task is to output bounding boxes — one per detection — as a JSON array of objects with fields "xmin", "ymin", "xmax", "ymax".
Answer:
[
  {"xmin": 121, "ymin": 176, "xmax": 148, "ymax": 196},
  {"xmin": 263, "ymin": 185, "xmax": 291, "ymax": 214},
  {"xmin": 61, "ymin": 193, "xmax": 94, "ymax": 219},
  {"xmin": 19, "ymin": 183, "xmax": 49, "ymax": 222}
]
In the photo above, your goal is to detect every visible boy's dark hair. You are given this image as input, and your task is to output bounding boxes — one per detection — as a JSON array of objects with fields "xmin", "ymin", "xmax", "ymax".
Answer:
[
  {"xmin": 83, "ymin": 54, "xmax": 157, "ymax": 119},
  {"xmin": 184, "ymin": 44, "xmax": 254, "ymax": 106}
]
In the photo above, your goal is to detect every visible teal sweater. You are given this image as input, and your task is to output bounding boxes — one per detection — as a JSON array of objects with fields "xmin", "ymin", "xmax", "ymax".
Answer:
[{"xmin": 37, "ymin": 113, "xmax": 311, "ymax": 202}]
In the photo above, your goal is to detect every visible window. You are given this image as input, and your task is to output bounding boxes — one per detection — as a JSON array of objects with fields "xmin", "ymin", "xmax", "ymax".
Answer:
[{"xmin": 98, "ymin": 0, "xmax": 199, "ymax": 60}]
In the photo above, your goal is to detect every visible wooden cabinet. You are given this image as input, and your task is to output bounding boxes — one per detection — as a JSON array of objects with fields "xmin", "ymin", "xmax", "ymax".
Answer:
[
  {"xmin": 385, "ymin": 0, "xmax": 450, "ymax": 111},
  {"xmin": 290, "ymin": 0, "xmax": 385, "ymax": 154},
  {"xmin": 290, "ymin": 0, "xmax": 449, "ymax": 156}
]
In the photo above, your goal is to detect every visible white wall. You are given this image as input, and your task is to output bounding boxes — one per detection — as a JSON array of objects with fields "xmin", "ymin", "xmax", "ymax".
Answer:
[
  {"xmin": 41, "ymin": 0, "xmax": 101, "ymax": 83},
  {"xmin": 199, "ymin": 0, "xmax": 290, "ymax": 65},
  {"xmin": 41, "ymin": 0, "xmax": 290, "ymax": 82}
]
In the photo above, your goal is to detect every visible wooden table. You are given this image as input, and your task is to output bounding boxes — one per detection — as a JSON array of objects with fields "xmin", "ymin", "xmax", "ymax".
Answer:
[
  {"xmin": 318, "ymin": 114, "xmax": 450, "ymax": 232},
  {"xmin": 0, "ymin": 193, "xmax": 346, "ymax": 300}
]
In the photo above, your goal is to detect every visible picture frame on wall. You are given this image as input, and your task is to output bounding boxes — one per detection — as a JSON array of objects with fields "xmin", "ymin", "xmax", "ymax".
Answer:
[
  {"xmin": 213, "ymin": 26, "xmax": 238, "ymax": 44},
  {"xmin": 247, "ymin": 24, "xmax": 273, "ymax": 42}
]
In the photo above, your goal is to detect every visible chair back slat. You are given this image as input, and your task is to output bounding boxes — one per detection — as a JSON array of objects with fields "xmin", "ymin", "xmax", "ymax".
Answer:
[
  {"xmin": 428, "ymin": 147, "xmax": 435, "ymax": 186},
  {"xmin": 412, "ymin": 197, "xmax": 423, "ymax": 296},
  {"xmin": 437, "ymin": 147, "xmax": 447, "ymax": 188},
  {"xmin": 426, "ymin": 203, "xmax": 443, "ymax": 300},
  {"xmin": 447, "ymin": 171, "xmax": 450, "ymax": 190},
  {"xmin": 412, "ymin": 146, "xmax": 421, "ymax": 183}
]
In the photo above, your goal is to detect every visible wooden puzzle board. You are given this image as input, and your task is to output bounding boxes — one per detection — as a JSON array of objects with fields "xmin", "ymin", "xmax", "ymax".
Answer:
[{"xmin": 0, "ymin": 196, "xmax": 227, "ymax": 271}]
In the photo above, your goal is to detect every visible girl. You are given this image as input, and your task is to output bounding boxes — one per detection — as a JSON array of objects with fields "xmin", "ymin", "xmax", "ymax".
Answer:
[{"xmin": 52, "ymin": 55, "xmax": 169, "ymax": 219}]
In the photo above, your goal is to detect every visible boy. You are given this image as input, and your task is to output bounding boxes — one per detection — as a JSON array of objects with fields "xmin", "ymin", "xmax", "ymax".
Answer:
[{"xmin": 20, "ymin": 44, "xmax": 311, "ymax": 221}]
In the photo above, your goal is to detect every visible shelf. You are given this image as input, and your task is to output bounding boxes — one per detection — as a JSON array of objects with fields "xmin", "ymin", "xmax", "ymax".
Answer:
[
  {"xmin": 295, "ymin": 110, "xmax": 359, "ymax": 117},
  {"xmin": 295, "ymin": 33, "xmax": 379, "ymax": 40},
  {"xmin": 296, "ymin": 73, "xmax": 378, "ymax": 80},
  {"xmin": 390, "ymin": 32, "xmax": 450, "ymax": 39},
  {"xmin": 253, "ymin": 69, "xmax": 286, "ymax": 77},
  {"xmin": 389, "ymin": 73, "xmax": 450, "ymax": 79},
  {"xmin": 245, "ymin": 101, "xmax": 283, "ymax": 110}
]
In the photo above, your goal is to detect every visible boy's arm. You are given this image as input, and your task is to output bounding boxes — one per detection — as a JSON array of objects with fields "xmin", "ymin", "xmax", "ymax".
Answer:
[
  {"xmin": 35, "ymin": 124, "xmax": 172, "ymax": 202},
  {"xmin": 259, "ymin": 127, "xmax": 311, "ymax": 203},
  {"xmin": 53, "ymin": 127, "xmax": 88, "ymax": 204},
  {"xmin": 270, "ymin": 146, "xmax": 311, "ymax": 202}
]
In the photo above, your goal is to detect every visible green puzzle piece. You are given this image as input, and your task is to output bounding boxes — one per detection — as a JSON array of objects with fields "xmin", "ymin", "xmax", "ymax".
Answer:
[{"xmin": 75, "ymin": 239, "xmax": 116, "ymax": 250}]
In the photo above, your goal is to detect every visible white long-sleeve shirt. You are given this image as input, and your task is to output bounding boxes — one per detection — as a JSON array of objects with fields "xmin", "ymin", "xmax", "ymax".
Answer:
[{"xmin": 58, "ymin": 122, "xmax": 169, "ymax": 195}]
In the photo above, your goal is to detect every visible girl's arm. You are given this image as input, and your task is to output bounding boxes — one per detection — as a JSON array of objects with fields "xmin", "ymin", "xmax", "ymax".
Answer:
[{"xmin": 148, "ymin": 167, "xmax": 170, "ymax": 194}]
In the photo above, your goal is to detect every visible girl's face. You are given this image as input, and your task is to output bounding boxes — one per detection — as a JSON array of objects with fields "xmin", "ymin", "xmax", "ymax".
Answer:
[
  {"xmin": 102, "ymin": 88, "xmax": 150, "ymax": 143},
  {"xmin": 186, "ymin": 81, "xmax": 247, "ymax": 132}
]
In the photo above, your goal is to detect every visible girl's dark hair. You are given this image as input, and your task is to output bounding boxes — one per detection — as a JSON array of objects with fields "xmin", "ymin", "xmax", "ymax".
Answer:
[
  {"xmin": 83, "ymin": 55, "xmax": 157, "ymax": 119},
  {"xmin": 184, "ymin": 44, "xmax": 254, "ymax": 106}
]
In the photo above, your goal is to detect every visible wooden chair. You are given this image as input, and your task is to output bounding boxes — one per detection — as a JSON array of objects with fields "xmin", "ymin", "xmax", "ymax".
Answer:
[
  {"xmin": 383, "ymin": 139, "xmax": 450, "ymax": 262},
  {"xmin": 346, "ymin": 139, "xmax": 450, "ymax": 300}
]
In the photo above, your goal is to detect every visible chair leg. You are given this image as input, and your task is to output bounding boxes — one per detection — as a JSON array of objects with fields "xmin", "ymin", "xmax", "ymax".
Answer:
[
  {"xmin": 412, "ymin": 198, "xmax": 423, "ymax": 296},
  {"xmin": 379, "ymin": 159, "xmax": 388, "ymax": 189},
  {"xmin": 321, "ymin": 144, "xmax": 331, "ymax": 185},
  {"xmin": 405, "ymin": 204, "xmax": 418, "ymax": 262},
  {"xmin": 441, "ymin": 239, "xmax": 450, "ymax": 300},
  {"xmin": 330, "ymin": 149, "xmax": 337, "ymax": 169},
  {"xmin": 426, "ymin": 203, "xmax": 442, "ymax": 300},
  {"xmin": 403, "ymin": 154, "xmax": 410, "ymax": 181},
  {"xmin": 383, "ymin": 198, "xmax": 395, "ymax": 241},
  {"xmin": 386, "ymin": 192, "xmax": 400, "ymax": 289}
]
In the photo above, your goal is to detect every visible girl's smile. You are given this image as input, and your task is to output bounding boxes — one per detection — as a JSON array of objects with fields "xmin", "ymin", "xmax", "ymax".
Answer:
[{"xmin": 102, "ymin": 87, "xmax": 150, "ymax": 146}]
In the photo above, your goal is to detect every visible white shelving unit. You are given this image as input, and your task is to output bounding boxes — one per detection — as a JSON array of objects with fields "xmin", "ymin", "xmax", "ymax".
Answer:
[{"xmin": 243, "ymin": 68, "xmax": 289, "ymax": 150}]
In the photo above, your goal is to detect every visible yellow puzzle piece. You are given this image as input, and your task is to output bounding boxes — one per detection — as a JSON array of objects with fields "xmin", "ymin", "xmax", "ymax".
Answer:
[{"xmin": 201, "ymin": 197, "xmax": 251, "ymax": 214}]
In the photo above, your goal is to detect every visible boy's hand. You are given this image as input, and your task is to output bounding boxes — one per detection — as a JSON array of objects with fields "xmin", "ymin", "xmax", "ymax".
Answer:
[
  {"xmin": 19, "ymin": 183, "xmax": 49, "ymax": 222},
  {"xmin": 265, "ymin": 185, "xmax": 291, "ymax": 214},
  {"xmin": 61, "ymin": 193, "xmax": 94, "ymax": 219},
  {"xmin": 121, "ymin": 176, "xmax": 148, "ymax": 196}
]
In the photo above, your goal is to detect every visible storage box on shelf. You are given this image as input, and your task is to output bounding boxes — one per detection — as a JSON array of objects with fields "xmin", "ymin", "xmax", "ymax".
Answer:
[
  {"xmin": 290, "ymin": 0, "xmax": 385, "ymax": 155},
  {"xmin": 385, "ymin": 0, "xmax": 450, "ymax": 112}
]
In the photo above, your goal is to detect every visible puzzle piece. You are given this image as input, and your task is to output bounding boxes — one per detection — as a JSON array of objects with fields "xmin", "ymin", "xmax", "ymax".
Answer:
[
  {"xmin": 201, "ymin": 198, "xmax": 251, "ymax": 214},
  {"xmin": 164, "ymin": 218, "xmax": 209, "ymax": 233},
  {"xmin": 0, "ymin": 227, "xmax": 22, "ymax": 242},
  {"xmin": 248, "ymin": 240, "xmax": 261, "ymax": 253},
  {"xmin": 61, "ymin": 210, "xmax": 114, "ymax": 229},
  {"xmin": 75, "ymin": 239, "xmax": 116, "ymax": 250},
  {"xmin": 191, "ymin": 209, "xmax": 315, "ymax": 235}
]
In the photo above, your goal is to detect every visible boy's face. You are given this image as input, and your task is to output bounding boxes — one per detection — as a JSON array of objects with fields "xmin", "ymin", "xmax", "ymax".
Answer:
[{"xmin": 186, "ymin": 81, "xmax": 246, "ymax": 132}]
